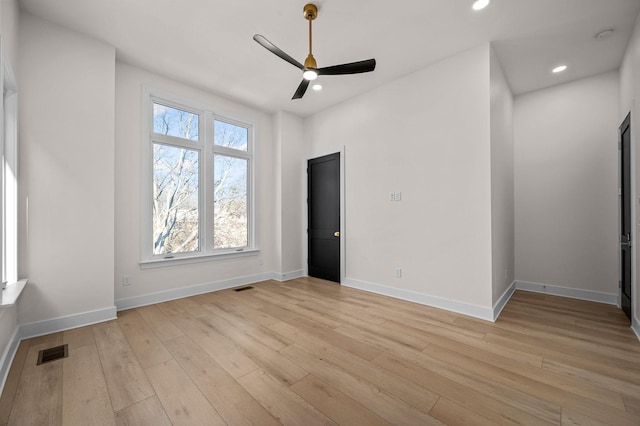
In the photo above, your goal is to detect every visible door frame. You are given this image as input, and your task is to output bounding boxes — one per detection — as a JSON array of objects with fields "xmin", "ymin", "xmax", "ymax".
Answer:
[
  {"xmin": 304, "ymin": 147, "xmax": 346, "ymax": 284},
  {"xmin": 619, "ymin": 102, "xmax": 638, "ymax": 333},
  {"xmin": 619, "ymin": 111, "xmax": 633, "ymax": 320}
]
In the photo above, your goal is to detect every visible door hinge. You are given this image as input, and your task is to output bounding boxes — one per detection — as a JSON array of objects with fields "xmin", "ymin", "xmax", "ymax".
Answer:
[{"xmin": 619, "ymin": 188, "xmax": 622, "ymax": 196}]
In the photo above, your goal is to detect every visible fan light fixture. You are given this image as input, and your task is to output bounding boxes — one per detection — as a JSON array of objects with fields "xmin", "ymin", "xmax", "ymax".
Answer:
[
  {"xmin": 472, "ymin": 0, "xmax": 491, "ymax": 11},
  {"xmin": 303, "ymin": 70, "xmax": 318, "ymax": 80},
  {"xmin": 312, "ymin": 84, "xmax": 322, "ymax": 91},
  {"xmin": 253, "ymin": 3, "xmax": 376, "ymax": 99}
]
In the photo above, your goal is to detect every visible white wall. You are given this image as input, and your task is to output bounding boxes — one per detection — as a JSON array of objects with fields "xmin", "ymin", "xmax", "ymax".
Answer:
[
  {"xmin": 620, "ymin": 12, "xmax": 640, "ymax": 332},
  {"xmin": 514, "ymin": 71, "xmax": 620, "ymax": 296},
  {"xmin": 305, "ymin": 44, "xmax": 494, "ymax": 312},
  {"xmin": 17, "ymin": 13, "xmax": 116, "ymax": 325},
  {"xmin": 114, "ymin": 62, "xmax": 277, "ymax": 304},
  {"xmin": 273, "ymin": 111, "xmax": 306, "ymax": 277},
  {"xmin": 1, "ymin": 0, "xmax": 18, "ymax": 67},
  {"xmin": 490, "ymin": 47, "xmax": 515, "ymax": 304}
]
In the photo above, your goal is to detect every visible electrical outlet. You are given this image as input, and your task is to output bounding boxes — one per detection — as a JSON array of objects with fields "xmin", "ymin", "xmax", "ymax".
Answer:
[
  {"xmin": 122, "ymin": 276, "xmax": 132, "ymax": 286},
  {"xmin": 395, "ymin": 268, "xmax": 402, "ymax": 278}
]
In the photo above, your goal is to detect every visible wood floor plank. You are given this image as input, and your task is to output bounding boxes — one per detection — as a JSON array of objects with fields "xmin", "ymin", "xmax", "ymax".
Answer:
[
  {"xmin": 421, "ymin": 342, "xmax": 640, "ymax": 425},
  {"xmin": 542, "ymin": 358, "xmax": 640, "ymax": 398},
  {"xmin": 62, "ymin": 345, "xmax": 115, "ymax": 425},
  {"xmin": 297, "ymin": 297, "xmax": 388, "ymax": 326},
  {"xmin": 160, "ymin": 307, "xmax": 259, "ymax": 379},
  {"xmin": 237, "ymin": 369, "xmax": 336, "ymax": 426},
  {"xmin": 389, "ymin": 344, "xmax": 562, "ymax": 424},
  {"xmin": 164, "ymin": 335, "xmax": 280, "ymax": 426},
  {"xmin": 206, "ymin": 293, "xmax": 280, "ymax": 326},
  {"xmin": 280, "ymin": 344, "xmax": 441, "ymax": 425},
  {"xmin": 8, "ymin": 335, "xmax": 64, "ymax": 426},
  {"xmin": 172, "ymin": 296, "xmax": 210, "ymax": 318},
  {"xmin": 114, "ymin": 396, "xmax": 172, "ymax": 426},
  {"xmin": 203, "ymin": 302, "xmax": 292, "ymax": 351},
  {"xmin": 334, "ymin": 323, "xmax": 428, "ymax": 352},
  {"xmin": 422, "ymin": 336, "xmax": 625, "ymax": 410},
  {"xmin": 199, "ymin": 314, "xmax": 307, "ymax": 386},
  {"xmin": 369, "ymin": 303, "xmax": 485, "ymax": 339},
  {"xmin": 145, "ymin": 359, "xmax": 225, "ymax": 425},
  {"xmin": 382, "ymin": 319, "xmax": 543, "ymax": 368},
  {"xmin": 252, "ymin": 290, "xmax": 344, "ymax": 329},
  {"xmin": 0, "ymin": 340, "xmax": 29, "ymax": 424},
  {"xmin": 290, "ymin": 374, "xmax": 392, "ymax": 426},
  {"xmin": 500, "ymin": 309, "xmax": 640, "ymax": 351},
  {"xmin": 486, "ymin": 332, "xmax": 640, "ymax": 384},
  {"xmin": 429, "ymin": 397, "xmax": 500, "ymax": 426},
  {"xmin": 622, "ymin": 394, "xmax": 640, "ymax": 417},
  {"xmin": 92, "ymin": 321, "xmax": 155, "ymax": 412},
  {"xmin": 117, "ymin": 309, "xmax": 173, "ymax": 368},
  {"xmin": 135, "ymin": 304, "xmax": 184, "ymax": 342},
  {"xmin": 373, "ymin": 350, "xmax": 554, "ymax": 426},
  {"xmin": 260, "ymin": 303, "xmax": 382, "ymax": 361},
  {"xmin": 270, "ymin": 320, "xmax": 440, "ymax": 414},
  {"xmin": 63, "ymin": 326, "xmax": 95, "ymax": 350}
]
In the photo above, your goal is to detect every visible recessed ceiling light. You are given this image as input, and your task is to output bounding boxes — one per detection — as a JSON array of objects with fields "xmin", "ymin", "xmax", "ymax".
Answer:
[
  {"xmin": 472, "ymin": 0, "xmax": 491, "ymax": 11},
  {"xmin": 552, "ymin": 65, "xmax": 568, "ymax": 73},
  {"xmin": 312, "ymin": 84, "xmax": 322, "ymax": 91},
  {"xmin": 595, "ymin": 29, "xmax": 614, "ymax": 40}
]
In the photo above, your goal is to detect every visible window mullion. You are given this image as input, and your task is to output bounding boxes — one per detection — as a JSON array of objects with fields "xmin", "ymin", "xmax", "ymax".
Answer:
[{"xmin": 204, "ymin": 111, "xmax": 215, "ymax": 254}]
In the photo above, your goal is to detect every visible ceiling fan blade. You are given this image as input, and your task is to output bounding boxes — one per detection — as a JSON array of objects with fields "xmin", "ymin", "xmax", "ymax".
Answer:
[
  {"xmin": 292, "ymin": 79, "xmax": 310, "ymax": 99},
  {"xmin": 317, "ymin": 59, "xmax": 376, "ymax": 76},
  {"xmin": 253, "ymin": 34, "xmax": 304, "ymax": 70}
]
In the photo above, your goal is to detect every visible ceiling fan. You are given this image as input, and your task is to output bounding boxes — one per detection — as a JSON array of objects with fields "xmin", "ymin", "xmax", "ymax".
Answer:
[{"xmin": 253, "ymin": 3, "xmax": 376, "ymax": 100}]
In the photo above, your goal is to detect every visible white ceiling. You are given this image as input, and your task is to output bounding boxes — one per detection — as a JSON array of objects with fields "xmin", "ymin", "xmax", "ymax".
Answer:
[{"xmin": 18, "ymin": 0, "xmax": 640, "ymax": 117}]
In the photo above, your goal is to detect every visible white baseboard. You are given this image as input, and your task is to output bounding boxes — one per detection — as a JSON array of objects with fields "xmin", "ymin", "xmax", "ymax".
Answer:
[
  {"xmin": 19, "ymin": 306, "xmax": 117, "ymax": 340},
  {"xmin": 514, "ymin": 280, "xmax": 617, "ymax": 305},
  {"xmin": 115, "ymin": 271, "xmax": 307, "ymax": 311},
  {"xmin": 271, "ymin": 270, "xmax": 305, "ymax": 282},
  {"xmin": 343, "ymin": 277, "xmax": 494, "ymax": 321},
  {"xmin": 0, "ymin": 326, "xmax": 21, "ymax": 396},
  {"xmin": 493, "ymin": 282, "xmax": 516, "ymax": 321},
  {"xmin": 633, "ymin": 317, "xmax": 640, "ymax": 342},
  {"xmin": 115, "ymin": 272, "xmax": 276, "ymax": 311}
]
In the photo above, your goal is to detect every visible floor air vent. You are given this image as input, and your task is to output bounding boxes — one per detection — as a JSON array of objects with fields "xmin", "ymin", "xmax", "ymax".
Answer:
[
  {"xmin": 234, "ymin": 286, "xmax": 254, "ymax": 292},
  {"xmin": 37, "ymin": 344, "xmax": 68, "ymax": 365}
]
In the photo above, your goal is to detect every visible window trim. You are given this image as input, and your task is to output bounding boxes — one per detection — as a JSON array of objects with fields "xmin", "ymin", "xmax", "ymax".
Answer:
[
  {"xmin": 1, "ymin": 42, "xmax": 18, "ymax": 289},
  {"xmin": 140, "ymin": 87, "xmax": 257, "ymax": 266}
]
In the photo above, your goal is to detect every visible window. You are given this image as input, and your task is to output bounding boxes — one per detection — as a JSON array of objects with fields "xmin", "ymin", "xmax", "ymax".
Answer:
[
  {"xmin": 142, "ymin": 92, "xmax": 254, "ymax": 264},
  {"xmin": 1, "ymin": 50, "xmax": 18, "ymax": 288}
]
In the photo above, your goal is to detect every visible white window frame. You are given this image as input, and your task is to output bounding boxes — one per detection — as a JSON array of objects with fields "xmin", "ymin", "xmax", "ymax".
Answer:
[
  {"xmin": 1, "ymin": 42, "xmax": 18, "ymax": 288},
  {"xmin": 141, "ymin": 88, "xmax": 256, "ymax": 268}
]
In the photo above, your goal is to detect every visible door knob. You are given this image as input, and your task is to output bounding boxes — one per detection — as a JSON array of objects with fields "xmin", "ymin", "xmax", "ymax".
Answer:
[{"xmin": 334, "ymin": 231, "xmax": 340, "ymax": 237}]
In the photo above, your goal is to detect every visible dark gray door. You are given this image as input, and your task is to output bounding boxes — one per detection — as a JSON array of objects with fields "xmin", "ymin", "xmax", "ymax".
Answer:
[
  {"xmin": 307, "ymin": 153, "xmax": 340, "ymax": 283},
  {"xmin": 620, "ymin": 113, "xmax": 632, "ymax": 321}
]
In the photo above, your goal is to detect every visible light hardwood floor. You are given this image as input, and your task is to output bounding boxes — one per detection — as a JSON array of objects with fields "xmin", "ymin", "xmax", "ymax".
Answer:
[{"xmin": 1, "ymin": 277, "xmax": 640, "ymax": 425}]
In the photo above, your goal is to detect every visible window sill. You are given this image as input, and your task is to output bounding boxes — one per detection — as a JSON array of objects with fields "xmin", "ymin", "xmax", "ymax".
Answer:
[
  {"xmin": 1, "ymin": 279, "xmax": 28, "ymax": 308},
  {"xmin": 139, "ymin": 249, "xmax": 260, "ymax": 269}
]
